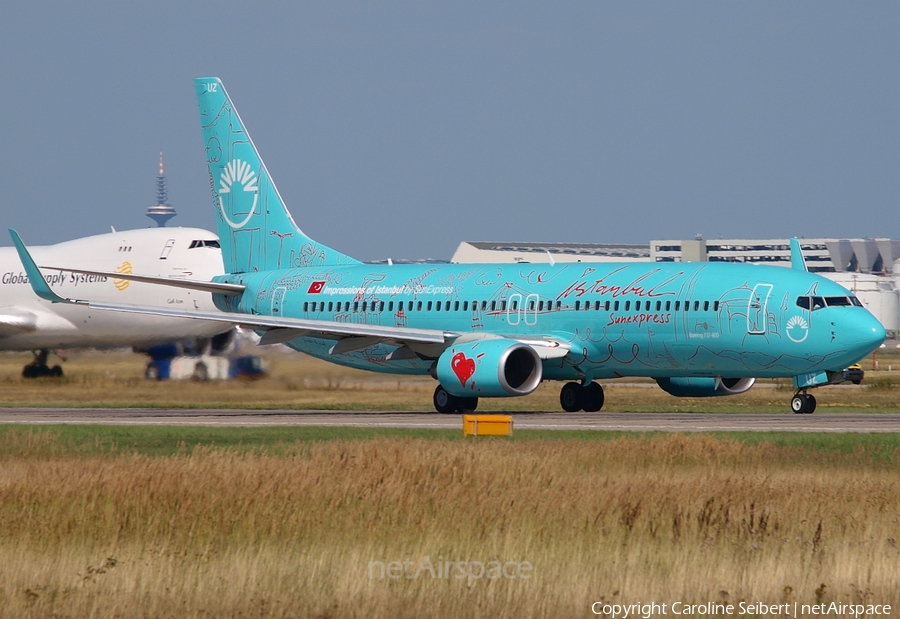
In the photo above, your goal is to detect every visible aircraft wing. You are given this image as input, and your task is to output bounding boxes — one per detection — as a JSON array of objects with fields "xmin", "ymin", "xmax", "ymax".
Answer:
[
  {"xmin": 9, "ymin": 229, "xmax": 570, "ymax": 356},
  {"xmin": 0, "ymin": 307, "xmax": 38, "ymax": 337},
  {"xmin": 38, "ymin": 266, "xmax": 245, "ymax": 296},
  {"xmin": 86, "ymin": 300, "xmax": 449, "ymax": 345}
]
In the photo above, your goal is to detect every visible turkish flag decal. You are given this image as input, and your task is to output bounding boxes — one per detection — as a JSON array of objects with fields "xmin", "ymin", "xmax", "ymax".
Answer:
[{"xmin": 307, "ymin": 281, "xmax": 326, "ymax": 294}]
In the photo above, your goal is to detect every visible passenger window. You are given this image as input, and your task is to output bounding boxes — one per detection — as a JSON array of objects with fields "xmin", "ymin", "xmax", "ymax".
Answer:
[
  {"xmin": 388, "ymin": 301, "xmax": 394, "ymax": 312},
  {"xmin": 490, "ymin": 301, "xmax": 496, "ymax": 311},
  {"xmin": 655, "ymin": 301, "xmax": 661, "ymax": 312},
  {"xmin": 328, "ymin": 302, "xmax": 333, "ymax": 312},
  {"xmin": 427, "ymin": 301, "xmax": 432, "ymax": 311},
  {"xmin": 538, "ymin": 301, "xmax": 544, "ymax": 311},
  {"xmin": 482, "ymin": 301, "xmax": 487, "ymax": 311},
  {"xmin": 675, "ymin": 301, "xmax": 680, "ymax": 311},
  {"xmin": 303, "ymin": 302, "xmax": 309, "ymax": 312},
  {"xmin": 500, "ymin": 301, "xmax": 506, "ymax": 311},
  {"xmin": 417, "ymin": 301, "xmax": 423, "ymax": 311},
  {"xmin": 436, "ymin": 301, "xmax": 441, "ymax": 311},
  {"xmin": 529, "ymin": 300, "xmax": 536, "ymax": 311},
  {"xmin": 713, "ymin": 301, "xmax": 719, "ymax": 312},
  {"xmin": 614, "ymin": 301, "xmax": 620, "ymax": 311},
  {"xmin": 595, "ymin": 301, "xmax": 601, "ymax": 310},
  {"xmin": 703, "ymin": 301, "xmax": 709, "ymax": 311},
  {"xmin": 694, "ymin": 301, "xmax": 700, "ymax": 311},
  {"xmin": 511, "ymin": 300, "xmax": 517, "ymax": 311},
  {"xmin": 625, "ymin": 301, "xmax": 631, "ymax": 311},
  {"xmin": 379, "ymin": 301, "xmax": 385, "ymax": 312},
  {"xmin": 354, "ymin": 302, "xmax": 359, "ymax": 312},
  {"xmin": 455, "ymin": 301, "xmax": 460, "ymax": 311},
  {"xmin": 463, "ymin": 301, "xmax": 469, "ymax": 311},
  {"xmin": 605, "ymin": 301, "xmax": 610, "ymax": 311},
  {"xmin": 666, "ymin": 301, "xmax": 671, "ymax": 311},
  {"xmin": 575, "ymin": 301, "xmax": 581, "ymax": 311}
]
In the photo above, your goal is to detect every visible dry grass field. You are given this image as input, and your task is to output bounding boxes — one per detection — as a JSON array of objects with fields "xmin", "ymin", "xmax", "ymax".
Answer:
[
  {"xmin": 1, "ymin": 347, "xmax": 899, "ymax": 617},
  {"xmin": 0, "ymin": 430, "xmax": 898, "ymax": 618},
  {"xmin": 1, "ymin": 346, "xmax": 900, "ymax": 412}
]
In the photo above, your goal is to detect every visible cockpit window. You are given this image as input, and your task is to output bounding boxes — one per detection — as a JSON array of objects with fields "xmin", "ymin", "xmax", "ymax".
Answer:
[
  {"xmin": 796, "ymin": 295, "xmax": 860, "ymax": 311},
  {"xmin": 189, "ymin": 240, "xmax": 221, "ymax": 249},
  {"xmin": 824, "ymin": 296, "xmax": 851, "ymax": 307}
]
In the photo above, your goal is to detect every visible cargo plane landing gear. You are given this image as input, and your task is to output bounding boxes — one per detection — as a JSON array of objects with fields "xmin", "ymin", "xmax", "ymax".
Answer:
[
  {"xmin": 22, "ymin": 349, "xmax": 63, "ymax": 379},
  {"xmin": 560, "ymin": 382, "xmax": 604, "ymax": 412},
  {"xmin": 791, "ymin": 390, "xmax": 817, "ymax": 414},
  {"xmin": 433, "ymin": 385, "xmax": 478, "ymax": 414}
]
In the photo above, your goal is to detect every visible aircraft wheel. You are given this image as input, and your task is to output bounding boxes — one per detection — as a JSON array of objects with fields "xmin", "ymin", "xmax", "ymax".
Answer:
[
  {"xmin": 192, "ymin": 361, "xmax": 209, "ymax": 382},
  {"xmin": 50, "ymin": 365, "xmax": 63, "ymax": 377},
  {"xmin": 433, "ymin": 385, "xmax": 458, "ymax": 414},
  {"xmin": 582, "ymin": 383, "xmax": 605, "ymax": 412},
  {"xmin": 560, "ymin": 382, "xmax": 583, "ymax": 412},
  {"xmin": 791, "ymin": 395, "xmax": 805, "ymax": 414},
  {"xmin": 458, "ymin": 397, "xmax": 479, "ymax": 414},
  {"xmin": 805, "ymin": 394, "xmax": 817, "ymax": 414}
]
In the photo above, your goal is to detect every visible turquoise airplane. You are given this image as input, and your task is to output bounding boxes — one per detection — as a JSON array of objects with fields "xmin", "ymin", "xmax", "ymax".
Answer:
[{"xmin": 10, "ymin": 77, "xmax": 886, "ymax": 414}]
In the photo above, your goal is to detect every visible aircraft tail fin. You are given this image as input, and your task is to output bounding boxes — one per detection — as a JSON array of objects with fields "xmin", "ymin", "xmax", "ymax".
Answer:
[{"xmin": 194, "ymin": 78, "xmax": 360, "ymax": 274}]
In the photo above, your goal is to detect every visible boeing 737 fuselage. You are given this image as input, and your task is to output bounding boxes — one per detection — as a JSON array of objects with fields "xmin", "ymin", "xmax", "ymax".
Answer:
[{"xmin": 11, "ymin": 77, "xmax": 885, "ymax": 413}]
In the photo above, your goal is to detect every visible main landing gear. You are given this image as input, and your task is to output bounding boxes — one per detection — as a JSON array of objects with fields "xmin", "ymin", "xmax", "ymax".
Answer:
[
  {"xmin": 791, "ymin": 391, "xmax": 817, "ymax": 414},
  {"xmin": 560, "ymin": 382, "xmax": 605, "ymax": 412},
  {"xmin": 433, "ymin": 385, "xmax": 478, "ymax": 414},
  {"xmin": 21, "ymin": 349, "xmax": 63, "ymax": 379}
]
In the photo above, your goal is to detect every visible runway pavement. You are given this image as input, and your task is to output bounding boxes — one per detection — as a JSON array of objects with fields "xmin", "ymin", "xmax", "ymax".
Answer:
[{"xmin": 1, "ymin": 408, "xmax": 899, "ymax": 432}]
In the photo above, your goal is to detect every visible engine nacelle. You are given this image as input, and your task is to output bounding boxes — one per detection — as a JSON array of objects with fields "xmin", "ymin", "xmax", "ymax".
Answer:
[
  {"xmin": 655, "ymin": 377, "xmax": 755, "ymax": 397},
  {"xmin": 436, "ymin": 339, "xmax": 542, "ymax": 398}
]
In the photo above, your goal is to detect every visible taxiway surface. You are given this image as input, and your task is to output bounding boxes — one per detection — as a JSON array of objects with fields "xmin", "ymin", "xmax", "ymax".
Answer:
[{"xmin": 0, "ymin": 408, "xmax": 899, "ymax": 432}]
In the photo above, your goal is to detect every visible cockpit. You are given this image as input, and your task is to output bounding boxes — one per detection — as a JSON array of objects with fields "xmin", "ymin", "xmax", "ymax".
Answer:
[
  {"xmin": 796, "ymin": 295, "xmax": 863, "ymax": 311},
  {"xmin": 188, "ymin": 240, "xmax": 221, "ymax": 249}
]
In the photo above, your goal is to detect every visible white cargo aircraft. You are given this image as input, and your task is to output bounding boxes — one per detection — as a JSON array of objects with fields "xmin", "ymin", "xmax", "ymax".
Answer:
[{"xmin": 0, "ymin": 226, "xmax": 230, "ymax": 376}]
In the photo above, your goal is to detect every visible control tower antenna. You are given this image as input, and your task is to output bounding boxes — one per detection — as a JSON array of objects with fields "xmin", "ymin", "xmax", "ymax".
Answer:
[{"xmin": 146, "ymin": 150, "xmax": 177, "ymax": 227}]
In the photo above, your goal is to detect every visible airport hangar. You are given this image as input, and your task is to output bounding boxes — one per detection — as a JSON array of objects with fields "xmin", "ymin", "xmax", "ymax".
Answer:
[{"xmin": 450, "ymin": 238, "xmax": 900, "ymax": 334}]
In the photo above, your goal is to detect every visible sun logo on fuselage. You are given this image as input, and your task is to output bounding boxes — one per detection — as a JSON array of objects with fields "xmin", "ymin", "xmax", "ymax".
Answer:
[
  {"xmin": 217, "ymin": 159, "xmax": 259, "ymax": 229},
  {"xmin": 786, "ymin": 315, "xmax": 809, "ymax": 343},
  {"xmin": 113, "ymin": 261, "xmax": 132, "ymax": 291}
]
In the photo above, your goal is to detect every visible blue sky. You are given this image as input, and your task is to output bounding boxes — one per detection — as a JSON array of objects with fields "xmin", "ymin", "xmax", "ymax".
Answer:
[{"xmin": 1, "ymin": 2, "xmax": 897, "ymax": 261}]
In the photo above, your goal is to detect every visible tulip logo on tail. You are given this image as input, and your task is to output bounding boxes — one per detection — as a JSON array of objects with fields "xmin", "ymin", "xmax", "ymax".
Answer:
[
  {"xmin": 217, "ymin": 159, "xmax": 259, "ymax": 229},
  {"xmin": 113, "ymin": 262, "xmax": 132, "ymax": 291}
]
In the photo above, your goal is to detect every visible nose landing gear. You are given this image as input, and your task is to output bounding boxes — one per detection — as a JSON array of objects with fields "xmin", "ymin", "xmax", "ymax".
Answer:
[
  {"xmin": 791, "ymin": 391, "xmax": 817, "ymax": 414},
  {"xmin": 433, "ymin": 385, "xmax": 478, "ymax": 414}
]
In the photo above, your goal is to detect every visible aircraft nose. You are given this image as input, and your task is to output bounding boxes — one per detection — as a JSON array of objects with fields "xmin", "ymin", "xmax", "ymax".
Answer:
[{"xmin": 848, "ymin": 311, "xmax": 886, "ymax": 357}]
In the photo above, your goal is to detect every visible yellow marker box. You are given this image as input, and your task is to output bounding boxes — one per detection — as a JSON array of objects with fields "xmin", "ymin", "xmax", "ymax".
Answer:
[{"xmin": 463, "ymin": 415, "xmax": 513, "ymax": 437}]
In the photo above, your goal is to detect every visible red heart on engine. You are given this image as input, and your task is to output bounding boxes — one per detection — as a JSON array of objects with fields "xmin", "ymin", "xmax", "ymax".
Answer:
[{"xmin": 451, "ymin": 352, "xmax": 476, "ymax": 387}]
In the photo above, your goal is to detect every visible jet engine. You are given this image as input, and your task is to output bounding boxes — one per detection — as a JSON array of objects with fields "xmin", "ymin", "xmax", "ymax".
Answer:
[
  {"xmin": 655, "ymin": 377, "xmax": 755, "ymax": 397},
  {"xmin": 436, "ymin": 339, "xmax": 542, "ymax": 398}
]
